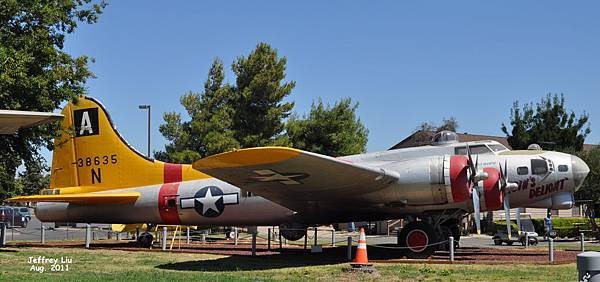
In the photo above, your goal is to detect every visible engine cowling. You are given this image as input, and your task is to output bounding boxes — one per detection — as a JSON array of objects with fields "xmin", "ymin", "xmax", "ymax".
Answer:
[
  {"xmin": 481, "ymin": 167, "xmax": 503, "ymax": 211},
  {"xmin": 449, "ymin": 155, "xmax": 471, "ymax": 203}
]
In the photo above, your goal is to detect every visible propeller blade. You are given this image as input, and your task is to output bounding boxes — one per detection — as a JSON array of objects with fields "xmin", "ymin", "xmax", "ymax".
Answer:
[
  {"xmin": 472, "ymin": 186, "xmax": 481, "ymax": 235},
  {"xmin": 504, "ymin": 193, "xmax": 512, "ymax": 240},
  {"xmin": 515, "ymin": 208, "xmax": 521, "ymax": 235},
  {"xmin": 503, "ymin": 159, "xmax": 508, "ymax": 182}
]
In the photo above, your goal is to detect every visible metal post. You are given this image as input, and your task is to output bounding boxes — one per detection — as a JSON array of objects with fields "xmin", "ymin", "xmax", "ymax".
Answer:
[
  {"xmin": 85, "ymin": 224, "xmax": 91, "ymax": 249},
  {"xmin": 0, "ymin": 222, "xmax": 6, "ymax": 246},
  {"xmin": 138, "ymin": 104, "xmax": 151, "ymax": 157},
  {"xmin": 268, "ymin": 228, "xmax": 271, "ymax": 250},
  {"xmin": 549, "ymin": 238, "xmax": 554, "ymax": 262},
  {"xmin": 525, "ymin": 232, "xmax": 529, "ymax": 248},
  {"xmin": 347, "ymin": 236, "xmax": 352, "ymax": 261},
  {"xmin": 40, "ymin": 223, "xmax": 45, "ymax": 244},
  {"xmin": 279, "ymin": 229, "xmax": 283, "ymax": 249},
  {"xmin": 147, "ymin": 106, "xmax": 151, "ymax": 157},
  {"xmin": 331, "ymin": 229, "xmax": 335, "ymax": 247},
  {"xmin": 186, "ymin": 227, "xmax": 190, "ymax": 244},
  {"xmin": 162, "ymin": 227, "xmax": 167, "ymax": 251},
  {"xmin": 314, "ymin": 227, "xmax": 318, "ymax": 246},
  {"xmin": 581, "ymin": 233, "xmax": 585, "ymax": 252},
  {"xmin": 11, "ymin": 210, "xmax": 14, "ymax": 240},
  {"xmin": 251, "ymin": 231, "xmax": 257, "ymax": 256},
  {"xmin": 234, "ymin": 227, "xmax": 238, "ymax": 246},
  {"xmin": 304, "ymin": 229, "xmax": 308, "ymax": 250},
  {"xmin": 449, "ymin": 236, "xmax": 455, "ymax": 262}
]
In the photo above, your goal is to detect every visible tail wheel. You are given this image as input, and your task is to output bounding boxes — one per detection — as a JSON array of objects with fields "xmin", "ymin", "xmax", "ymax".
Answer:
[
  {"xmin": 398, "ymin": 221, "xmax": 438, "ymax": 259},
  {"xmin": 137, "ymin": 232, "xmax": 154, "ymax": 248}
]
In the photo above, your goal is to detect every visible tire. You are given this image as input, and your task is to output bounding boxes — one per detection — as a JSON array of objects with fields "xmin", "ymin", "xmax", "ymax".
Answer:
[
  {"xmin": 398, "ymin": 221, "xmax": 438, "ymax": 259},
  {"xmin": 137, "ymin": 232, "xmax": 154, "ymax": 248},
  {"xmin": 494, "ymin": 239, "xmax": 502, "ymax": 246},
  {"xmin": 506, "ymin": 241, "xmax": 513, "ymax": 246}
]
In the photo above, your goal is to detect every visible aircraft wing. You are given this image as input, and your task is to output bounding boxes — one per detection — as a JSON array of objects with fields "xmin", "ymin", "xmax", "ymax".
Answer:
[
  {"xmin": 192, "ymin": 147, "xmax": 399, "ymax": 212},
  {"xmin": 7, "ymin": 192, "xmax": 140, "ymax": 205},
  {"xmin": 0, "ymin": 110, "xmax": 63, "ymax": 134}
]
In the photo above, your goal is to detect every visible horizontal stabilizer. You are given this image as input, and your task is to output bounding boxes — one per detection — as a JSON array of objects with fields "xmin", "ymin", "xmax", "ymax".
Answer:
[
  {"xmin": 0, "ymin": 110, "xmax": 63, "ymax": 134},
  {"xmin": 8, "ymin": 192, "xmax": 140, "ymax": 205}
]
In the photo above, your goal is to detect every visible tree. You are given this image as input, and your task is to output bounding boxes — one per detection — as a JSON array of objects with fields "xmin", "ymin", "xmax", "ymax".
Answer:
[
  {"xmin": 575, "ymin": 147, "xmax": 600, "ymax": 202},
  {"xmin": 231, "ymin": 43, "xmax": 295, "ymax": 147},
  {"xmin": 158, "ymin": 58, "xmax": 238, "ymax": 163},
  {"xmin": 286, "ymin": 98, "xmax": 368, "ymax": 157},
  {"xmin": 416, "ymin": 117, "xmax": 459, "ymax": 133},
  {"xmin": 412, "ymin": 117, "xmax": 459, "ymax": 145},
  {"xmin": 157, "ymin": 43, "xmax": 294, "ymax": 161},
  {"xmin": 0, "ymin": 0, "xmax": 105, "ymax": 200},
  {"xmin": 501, "ymin": 93, "xmax": 590, "ymax": 151},
  {"xmin": 15, "ymin": 160, "xmax": 50, "ymax": 197}
]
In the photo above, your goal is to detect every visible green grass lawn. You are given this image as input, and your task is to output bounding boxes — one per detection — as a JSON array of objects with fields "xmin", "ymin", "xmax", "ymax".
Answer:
[{"xmin": 0, "ymin": 247, "xmax": 577, "ymax": 281}]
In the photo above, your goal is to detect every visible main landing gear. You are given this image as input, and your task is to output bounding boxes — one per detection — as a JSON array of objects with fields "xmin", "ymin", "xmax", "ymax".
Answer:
[{"xmin": 397, "ymin": 215, "xmax": 462, "ymax": 259}]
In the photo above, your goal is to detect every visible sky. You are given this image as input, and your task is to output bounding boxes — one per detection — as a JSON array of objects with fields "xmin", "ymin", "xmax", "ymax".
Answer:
[{"xmin": 55, "ymin": 1, "xmax": 599, "ymax": 161}]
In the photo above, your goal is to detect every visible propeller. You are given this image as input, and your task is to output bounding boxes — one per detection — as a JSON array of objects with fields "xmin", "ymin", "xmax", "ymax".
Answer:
[
  {"xmin": 498, "ymin": 159, "xmax": 519, "ymax": 240},
  {"xmin": 466, "ymin": 143, "xmax": 488, "ymax": 235}
]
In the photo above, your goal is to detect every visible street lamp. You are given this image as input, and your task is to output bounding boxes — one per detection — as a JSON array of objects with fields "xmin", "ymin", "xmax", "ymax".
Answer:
[{"xmin": 138, "ymin": 104, "xmax": 151, "ymax": 157}]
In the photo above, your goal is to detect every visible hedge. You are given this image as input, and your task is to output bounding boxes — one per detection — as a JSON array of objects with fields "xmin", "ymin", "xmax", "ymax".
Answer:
[{"xmin": 494, "ymin": 217, "xmax": 596, "ymax": 238}]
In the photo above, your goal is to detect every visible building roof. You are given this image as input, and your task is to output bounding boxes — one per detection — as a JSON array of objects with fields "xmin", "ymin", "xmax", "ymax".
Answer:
[{"xmin": 389, "ymin": 130, "xmax": 597, "ymax": 151}]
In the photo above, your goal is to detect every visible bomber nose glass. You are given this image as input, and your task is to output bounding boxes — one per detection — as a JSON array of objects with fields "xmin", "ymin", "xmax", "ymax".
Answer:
[{"xmin": 571, "ymin": 155, "xmax": 590, "ymax": 190}]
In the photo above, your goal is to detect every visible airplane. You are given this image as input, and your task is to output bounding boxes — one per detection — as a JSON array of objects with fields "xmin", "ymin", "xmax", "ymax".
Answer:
[{"xmin": 8, "ymin": 96, "xmax": 590, "ymax": 259}]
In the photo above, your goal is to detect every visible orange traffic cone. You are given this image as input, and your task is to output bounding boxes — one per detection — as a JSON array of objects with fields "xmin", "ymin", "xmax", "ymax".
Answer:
[{"xmin": 351, "ymin": 227, "xmax": 372, "ymax": 268}]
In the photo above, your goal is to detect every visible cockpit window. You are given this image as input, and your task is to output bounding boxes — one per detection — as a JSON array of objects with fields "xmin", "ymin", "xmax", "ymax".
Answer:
[
  {"xmin": 558, "ymin": 165, "xmax": 568, "ymax": 172},
  {"xmin": 454, "ymin": 145, "xmax": 492, "ymax": 155},
  {"xmin": 488, "ymin": 144, "xmax": 509, "ymax": 152},
  {"xmin": 517, "ymin": 166, "xmax": 529, "ymax": 175},
  {"xmin": 531, "ymin": 159, "xmax": 548, "ymax": 175}
]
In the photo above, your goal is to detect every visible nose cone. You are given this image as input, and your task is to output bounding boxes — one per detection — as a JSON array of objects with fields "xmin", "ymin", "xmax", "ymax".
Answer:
[{"xmin": 572, "ymin": 155, "xmax": 590, "ymax": 191}]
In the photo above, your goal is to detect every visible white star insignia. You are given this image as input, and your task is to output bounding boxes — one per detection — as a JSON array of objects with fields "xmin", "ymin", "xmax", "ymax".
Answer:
[{"xmin": 196, "ymin": 188, "xmax": 221, "ymax": 214}]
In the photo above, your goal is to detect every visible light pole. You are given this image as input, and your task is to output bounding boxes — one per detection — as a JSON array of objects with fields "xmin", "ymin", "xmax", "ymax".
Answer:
[{"xmin": 138, "ymin": 104, "xmax": 151, "ymax": 157}]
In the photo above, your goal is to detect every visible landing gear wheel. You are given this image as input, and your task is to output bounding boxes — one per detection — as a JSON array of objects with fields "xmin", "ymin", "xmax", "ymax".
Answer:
[
  {"xmin": 398, "ymin": 221, "xmax": 438, "ymax": 259},
  {"xmin": 137, "ymin": 232, "xmax": 153, "ymax": 248}
]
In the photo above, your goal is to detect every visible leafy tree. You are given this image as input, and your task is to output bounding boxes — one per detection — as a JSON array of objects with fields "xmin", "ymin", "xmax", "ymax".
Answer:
[
  {"xmin": 501, "ymin": 93, "xmax": 590, "ymax": 151},
  {"xmin": 417, "ymin": 117, "xmax": 459, "ymax": 133},
  {"xmin": 231, "ymin": 43, "xmax": 295, "ymax": 147},
  {"xmin": 15, "ymin": 160, "xmax": 50, "ymax": 197},
  {"xmin": 0, "ymin": 0, "xmax": 105, "ymax": 200},
  {"xmin": 286, "ymin": 98, "xmax": 368, "ymax": 157},
  {"xmin": 411, "ymin": 117, "xmax": 459, "ymax": 145},
  {"xmin": 157, "ymin": 43, "xmax": 294, "ymax": 161},
  {"xmin": 575, "ymin": 147, "xmax": 600, "ymax": 202},
  {"xmin": 158, "ymin": 58, "xmax": 238, "ymax": 163}
]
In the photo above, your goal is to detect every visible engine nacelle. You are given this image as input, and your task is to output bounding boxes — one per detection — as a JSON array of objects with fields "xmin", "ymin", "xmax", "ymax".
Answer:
[
  {"xmin": 481, "ymin": 167, "xmax": 503, "ymax": 211},
  {"xmin": 448, "ymin": 155, "xmax": 471, "ymax": 203},
  {"xmin": 279, "ymin": 223, "xmax": 307, "ymax": 241}
]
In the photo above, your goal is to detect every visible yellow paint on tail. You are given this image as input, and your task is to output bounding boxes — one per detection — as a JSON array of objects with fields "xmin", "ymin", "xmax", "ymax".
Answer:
[{"xmin": 49, "ymin": 96, "xmax": 209, "ymax": 193}]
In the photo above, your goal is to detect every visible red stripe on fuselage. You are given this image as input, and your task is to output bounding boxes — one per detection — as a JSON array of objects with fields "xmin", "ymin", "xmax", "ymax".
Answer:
[
  {"xmin": 164, "ymin": 163, "xmax": 182, "ymax": 183},
  {"xmin": 158, "ymin": 182, "xmax": 181, "ymax": 225}
]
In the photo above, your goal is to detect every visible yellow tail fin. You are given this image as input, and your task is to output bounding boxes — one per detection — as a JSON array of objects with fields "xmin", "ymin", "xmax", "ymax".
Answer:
[{"xmin": 49, "ymin": 96, "xmax": 207, "ymax": 193}]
